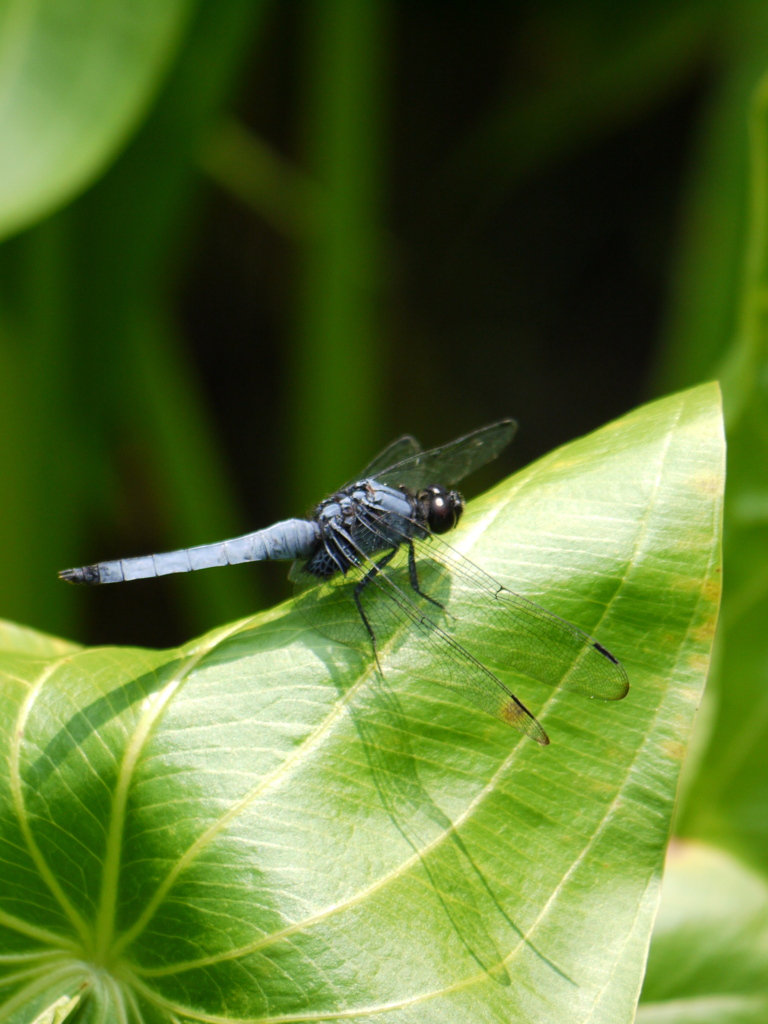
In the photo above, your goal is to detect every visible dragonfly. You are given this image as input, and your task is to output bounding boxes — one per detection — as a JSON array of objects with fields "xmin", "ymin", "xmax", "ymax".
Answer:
[{"xmin": 59, "ymin": 420, "xmax": 628, "ymax": 744}]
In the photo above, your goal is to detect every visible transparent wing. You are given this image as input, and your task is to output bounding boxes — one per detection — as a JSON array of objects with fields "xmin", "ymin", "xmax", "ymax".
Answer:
[
  {"xmin": 410, "ymin": 532, "xmax": 629, "ymax": 701},
  {"xmin": 291, "ymin": 538, "xmax": 549, "ymax": 744},
  {"xmin": 375, "ymin": 419, "xmax": 517, "ymax": 489},
  {"xmin": 356, "ymin": 505, "xmax": 628, "ymax": 700},
  {"xmin": 355, "ymin": 435, "xmax": 422, "ymax": 482},
  {"xmin": 290, "ymin": 503, "xmax": 627, "ymax": 742}
]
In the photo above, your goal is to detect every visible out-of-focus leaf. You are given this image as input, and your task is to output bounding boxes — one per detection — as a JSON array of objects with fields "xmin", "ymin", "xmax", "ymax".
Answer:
[
  {"xmin": 655, "ymin": 3, "xmax": 768, "ymax": 394},
  {"xmin": 0, "ymin": 217, "xmax": 85, "ymax": 638},
  {"xmin": 0, "ymin": 386, "xmax": 722, "ymax": 1022},
  {"xmin": 638, "ymin": 841, "xmax": 768, "ymax": 1023},
  {"xmin": 672, "ymin": 64, "xmax": 768, "ymax": 876},
  {"xmin": 0, "ymin": 0, "xmax": 193, "ymax": 241},
  {"xmin": 0, "ymin": 0, "xmax": 269, "ymax": 641},
  {"xmin": 676, "ymin": 401, "xmax": 768, "ymax": 874},
  {"xmin": 69, "ymin": 0, "xmax": 272, "ymax": 636}
]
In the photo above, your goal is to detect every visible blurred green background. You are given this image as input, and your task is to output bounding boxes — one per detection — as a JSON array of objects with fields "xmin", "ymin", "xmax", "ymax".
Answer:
[
  {"xmin": 0, "ymin": 0, "xmax": 745, "ymax": 651},
  {"xmin": 2, "ymin": 0, "xmax": 768, "ymax": 1015}
]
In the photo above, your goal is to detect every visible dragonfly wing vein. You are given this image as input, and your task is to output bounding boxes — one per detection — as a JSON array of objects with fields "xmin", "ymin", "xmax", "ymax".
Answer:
[
  {"xmin": 298, "ymin": 523, "xmax": 549, "ymax": 744},
  {"xmin": 358, "ymin": 506, "xmax": 628, "ymax": 701}
]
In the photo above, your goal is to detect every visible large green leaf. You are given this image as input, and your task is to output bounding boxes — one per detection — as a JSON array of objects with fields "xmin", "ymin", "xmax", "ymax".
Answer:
[
  {"xmin": 638, "ymin": 841, "xmax": 768, "ymax": 1023},
  {"xmin": 0, "ymin": 0, "xmax": 192, "ymax": 241},
  {"xmin": 0, "ymin": 385, "xmax": 723, "ymax": 1023}
]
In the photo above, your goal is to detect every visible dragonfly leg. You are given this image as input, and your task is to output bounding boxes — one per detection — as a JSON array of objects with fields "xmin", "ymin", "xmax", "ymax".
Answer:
[
  {"xmin": 406, "ymin": 540, "xmax": 445, "ymax": 611},
  {"xmin": 354, "ymin": 547, "xmax": 398, "ymax": 665}
]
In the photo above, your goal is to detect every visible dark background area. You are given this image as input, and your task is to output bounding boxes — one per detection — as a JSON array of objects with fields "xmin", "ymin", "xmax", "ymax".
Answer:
[
  {"xmin": 189, "ymin": 4, "xmax": 699, "ymax": 481},
  {"xmin": 164, "ymin": 3, "xmax": 704, "ymax": 645},
  {"xmin": 0, "ymin": 0, "xmax": 757, "ymax": 650}
]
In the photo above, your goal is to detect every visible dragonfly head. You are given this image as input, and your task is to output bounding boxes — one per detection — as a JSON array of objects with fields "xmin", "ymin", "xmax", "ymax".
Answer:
[{"xmin": 419, "ymin": 485, "xmax": 464, "ymax": 534}]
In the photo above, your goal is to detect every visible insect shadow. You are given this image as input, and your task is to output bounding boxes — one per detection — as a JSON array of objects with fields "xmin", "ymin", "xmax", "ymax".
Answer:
[{"xmin": 308, "ymin": 632, "xmax": 574, "ymax": 989}]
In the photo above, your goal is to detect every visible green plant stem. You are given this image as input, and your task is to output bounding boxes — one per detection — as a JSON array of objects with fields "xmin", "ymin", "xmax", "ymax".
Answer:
[
  {"xmin": 200, "ymin": 118, "xmax": 321, "ymax": 241},
  {"xmin": 291, "ymin": 0, "xmax": 389, "ymax": 512}
]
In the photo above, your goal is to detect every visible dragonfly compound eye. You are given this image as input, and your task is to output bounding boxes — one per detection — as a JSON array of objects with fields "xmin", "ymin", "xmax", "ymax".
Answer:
[{"xmin": 421, "ymin": 485, "xmax": 464, "ymax": 534}]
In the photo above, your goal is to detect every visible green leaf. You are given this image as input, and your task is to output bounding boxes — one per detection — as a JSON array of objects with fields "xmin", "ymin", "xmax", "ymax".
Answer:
[
  {"xmin": 0, "ymin": 620, "xmax": 79, "ymax": 660},
  {"xmin": 30, "ymin": 991, "xmax": 83, "ymax": 1024},
  {"xmin": 672, "ymin": 66, "xmax": 768, "ymax": 876},
  {"xmin": 653, "ymin": 4, "xmax": 768, "ymax": 396},
  {"xmin": 678, "ymin": 392, "xmax": 768, "ymax": 876},
  {"xmin": 0, "ymin": 0, "xmax": 192, "ymax": 242},
  {"xmin": 0, "ymin": 385, "xmax": 723, "ymax": 1022},
  {"xmin": 638, "ymin": 841, "xmax": 768, "ymax": 1023}
]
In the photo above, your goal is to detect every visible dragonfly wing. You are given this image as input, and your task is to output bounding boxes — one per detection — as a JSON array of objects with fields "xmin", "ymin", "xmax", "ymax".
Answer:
[
  {"xmin": 354, "ymin": 435, "xmax": 422, "ymax": 484},
  {"xmin": 412, "ymin": 533, "xmax": 629, "ymax": 700},
  {"xmin": 376, "ymin": 420, "xmax": 517, "ymax": 489},
  {"xmin": 290, "ymin": 539, "xmax": 549, "ymax": 744},
  {"xmin": 351, "ymin": 504, "xmax": 628, "ymax": 700}
]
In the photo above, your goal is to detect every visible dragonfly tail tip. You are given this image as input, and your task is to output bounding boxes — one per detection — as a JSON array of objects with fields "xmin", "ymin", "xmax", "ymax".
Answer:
[{"xmin": 58, "ymin": 566, "xmax": 99, "ymax": 585}]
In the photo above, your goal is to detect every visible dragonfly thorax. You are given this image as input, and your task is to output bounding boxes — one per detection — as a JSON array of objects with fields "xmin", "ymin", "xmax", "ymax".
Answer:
[{"xmin": 303, "ymin": 479, "xmax": 430, "ymax": 579}]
